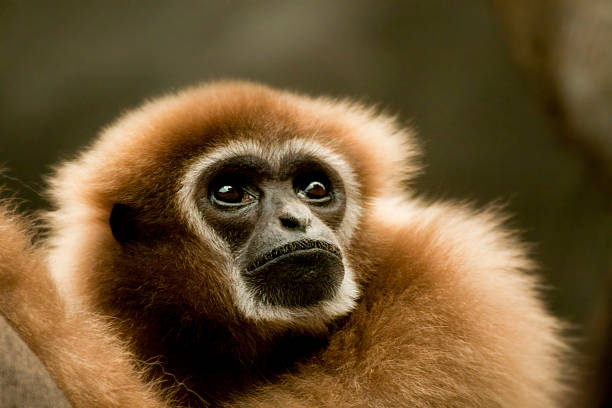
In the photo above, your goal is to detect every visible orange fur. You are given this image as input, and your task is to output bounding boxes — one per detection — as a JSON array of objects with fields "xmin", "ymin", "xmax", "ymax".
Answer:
[
  {"xmin": 0, "ymin": 204, "xmax": 172, "ymax": 407},
  {"xmin": 1, "ymin": 81, "xmax": 569, "ymax": 407},
  {"xmin": 228, "ymin": 201, "xmax": 568, "ymax": 407}
]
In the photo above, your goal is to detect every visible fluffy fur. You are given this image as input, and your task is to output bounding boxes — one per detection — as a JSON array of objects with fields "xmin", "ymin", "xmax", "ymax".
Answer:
[
  {"xmin": 0, "ymin": 203, "xmax": 170, "ymax": 407},
  {"xmin": 0, "ymin": 81, "xmax": 569, "ymax": 407}
]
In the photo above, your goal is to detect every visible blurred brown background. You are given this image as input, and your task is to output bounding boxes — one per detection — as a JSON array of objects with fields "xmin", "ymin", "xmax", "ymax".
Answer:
[{"xmin": 1, "ymin": 1, "xmax": 611, "ymax": 407}]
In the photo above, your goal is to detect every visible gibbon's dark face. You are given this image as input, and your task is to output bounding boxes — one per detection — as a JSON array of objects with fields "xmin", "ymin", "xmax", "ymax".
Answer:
[{"xmin": 197, "ymin": 153, "xmax": 347, "ymax": 308}]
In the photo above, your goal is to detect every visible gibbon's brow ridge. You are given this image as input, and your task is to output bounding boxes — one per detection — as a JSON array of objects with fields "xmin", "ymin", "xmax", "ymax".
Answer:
[
  {"xmin": 245, "ymin": 239, "xmax": 342, "ymax": 273},
  {"xmin": 178, "ymin": 137, "xmax": 363, "ymax": 244}
]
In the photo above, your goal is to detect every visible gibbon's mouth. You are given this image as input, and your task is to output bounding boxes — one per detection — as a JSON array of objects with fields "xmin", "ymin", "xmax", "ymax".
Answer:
[
  {"xmin": 245, "ymin": 239, "xmax": 342, "ymax": 273},
  {"xmin": 242, "ymin": 239, "xmax": 345, "ymax": 307}
]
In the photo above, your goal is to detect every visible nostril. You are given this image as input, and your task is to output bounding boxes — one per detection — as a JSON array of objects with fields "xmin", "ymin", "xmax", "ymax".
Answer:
[{"xmin": 280, "ymin": 216, "xmax": 300, "ymax": 230}]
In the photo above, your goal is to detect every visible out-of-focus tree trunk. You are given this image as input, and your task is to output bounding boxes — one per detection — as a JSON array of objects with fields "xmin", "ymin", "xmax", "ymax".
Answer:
[
  {"xmin": 491, "ymin": 1, "xmax": 612, "ymax": 407},
  {"xmin": 492, "ymin": 0, "xmax": 612, "ymax": 185}
]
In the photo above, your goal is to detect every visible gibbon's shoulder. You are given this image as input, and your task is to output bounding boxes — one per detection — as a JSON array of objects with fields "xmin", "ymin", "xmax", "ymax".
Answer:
[{"xmin": 353, "ymin": 196, "xmax": 568, "ymax": 405}]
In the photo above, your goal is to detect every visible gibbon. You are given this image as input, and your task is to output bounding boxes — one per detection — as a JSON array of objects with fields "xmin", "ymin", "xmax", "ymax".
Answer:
[{"xmin": 0, "ymin": 81, "xmax": 569, "ymax": 407}]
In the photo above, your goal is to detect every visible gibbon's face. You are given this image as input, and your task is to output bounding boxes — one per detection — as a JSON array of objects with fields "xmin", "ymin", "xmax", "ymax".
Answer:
[
  {"xmin": 199, "ymin": 153, "xmax": 346, "ymax": 308},
  {"xmin": 172, "ymin": 139, "xmax": 362, "ymax": 324}
]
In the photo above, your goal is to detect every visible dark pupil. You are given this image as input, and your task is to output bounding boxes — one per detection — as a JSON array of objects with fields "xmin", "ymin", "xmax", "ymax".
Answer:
[
  {"xmin": 215, "ymin": 185, "xmax": 241, "ymax": 202},
  {"xmin": 304, "ymin": 181, "xmax": 327, "ymax": 198}
]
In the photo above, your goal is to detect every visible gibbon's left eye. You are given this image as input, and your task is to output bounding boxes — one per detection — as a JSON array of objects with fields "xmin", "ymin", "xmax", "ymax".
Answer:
[
  {"xmin": 211, "ymin": 183, "xmax": 257, "ymax": 207},
  {"xmin": 296, "ymin": 179, "xmax": 331, "ymax": 202}
]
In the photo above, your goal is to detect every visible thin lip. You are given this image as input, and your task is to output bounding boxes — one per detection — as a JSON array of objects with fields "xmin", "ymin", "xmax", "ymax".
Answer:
[{"xmin": 245, "ymin": 239, "xmax": 342, "ymax": 273}]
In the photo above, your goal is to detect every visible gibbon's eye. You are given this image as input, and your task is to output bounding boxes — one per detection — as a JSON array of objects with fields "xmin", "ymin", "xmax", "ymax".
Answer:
[
  {"xmin": 296, "ymin": 178, "xmax": 331, "ymax": 203},
  {"xmin": 211, "ymin": 184, "xmax": 257, "ymax": 207},
  {"xmin": 215, "ymin": 185, "xmax": 241, "ymax": 202}
]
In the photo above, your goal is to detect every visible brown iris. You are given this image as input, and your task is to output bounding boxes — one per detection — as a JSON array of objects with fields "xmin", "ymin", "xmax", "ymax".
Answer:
[
  {"xmin": 215, "ymin": 185, "xmax": 240, "ymax": 202},
  {"xmin": 213, "ymin": 185, "xmax": 255, "ymax": 205},
  {"xmin": 297, "ymin": 181, "xmax": 329, "ymax": 200}
]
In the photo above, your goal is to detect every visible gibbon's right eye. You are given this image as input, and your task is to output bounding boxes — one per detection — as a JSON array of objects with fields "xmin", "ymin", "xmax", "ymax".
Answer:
[
  {"xmin": 211, "ymin": 183, "xmax": 257, "ymax": 207},
  {"xmin": 215, "ymin": 185, "xmax": 241, "ymax": 202}
]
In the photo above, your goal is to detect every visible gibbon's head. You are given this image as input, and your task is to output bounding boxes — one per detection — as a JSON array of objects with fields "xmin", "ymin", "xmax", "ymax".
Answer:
[{"xmin": 48, "ymin": 81, "xmax": 418, "ymax": 330}]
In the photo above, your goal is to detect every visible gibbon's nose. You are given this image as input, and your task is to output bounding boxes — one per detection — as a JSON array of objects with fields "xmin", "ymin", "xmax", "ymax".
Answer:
[{"xmin": 278, "ymin": 205, "xmax": 311, "ymax": 232}]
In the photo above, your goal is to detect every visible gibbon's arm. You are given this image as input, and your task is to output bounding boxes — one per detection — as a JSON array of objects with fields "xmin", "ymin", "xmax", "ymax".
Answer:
[
  {"xmin": 226, "ymin": 200, "xmax": 569, "ymax": 408},
  {"xmin": 0, "ymin": 203, "xmax": 172, "ymax": 408}
]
